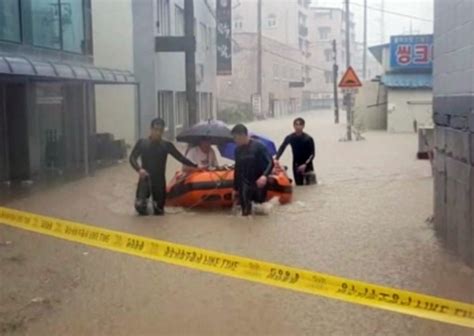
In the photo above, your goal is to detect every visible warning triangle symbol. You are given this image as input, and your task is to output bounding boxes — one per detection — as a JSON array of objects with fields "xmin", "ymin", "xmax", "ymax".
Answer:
[{"xmin": 338, "ymin": 66, "xmax": 362, "ymax": 88}]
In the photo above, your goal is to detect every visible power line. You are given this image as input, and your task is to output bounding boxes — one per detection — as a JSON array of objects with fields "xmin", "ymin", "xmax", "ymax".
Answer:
[
  {"xmin": 262, "ymin": 48, "xmax": 330, "ymax": 72},
  {"xmin": 349, "ymin": 2, "xmax": 433, "ymax": 22}
]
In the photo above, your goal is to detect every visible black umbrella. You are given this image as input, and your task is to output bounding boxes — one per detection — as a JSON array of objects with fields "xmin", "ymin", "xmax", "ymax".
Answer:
[{"xmin": 176, "ymin": 120, "xmax": 233, "ymax": 145}]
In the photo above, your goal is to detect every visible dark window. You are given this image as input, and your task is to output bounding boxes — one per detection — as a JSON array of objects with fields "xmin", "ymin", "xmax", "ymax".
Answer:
[
  {"xmin": 0, "ymin": 0, "xmax": 21, "ymax": 42},
  {"xmin": 21, "ymin": 0, "xmax": 85, "ymax": 53},
  {"xmin": 22, "ymin": 0, "xmax": 62, "ymax": 49},
  {"xmin": 325, "ymin": 49, "xmax": 332, "ymax": 62},
  {"xmin": 61, "ymin": 1, "xmax": 85, "ymax": 52},
  {"xmin": 319, "ymin": 27, "xmax": 331, "ymax": 40}
]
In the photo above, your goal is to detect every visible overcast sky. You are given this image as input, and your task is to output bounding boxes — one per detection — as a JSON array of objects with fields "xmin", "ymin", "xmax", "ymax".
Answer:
[{"xmin": 312, "ymin": 0, "xmax": 434, "ymax": 46}]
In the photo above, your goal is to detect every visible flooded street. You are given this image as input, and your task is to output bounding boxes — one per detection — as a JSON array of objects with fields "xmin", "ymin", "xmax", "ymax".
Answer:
[{"xmin": 1, "ymin": 110, "xmax": 473, "ymax": 336}]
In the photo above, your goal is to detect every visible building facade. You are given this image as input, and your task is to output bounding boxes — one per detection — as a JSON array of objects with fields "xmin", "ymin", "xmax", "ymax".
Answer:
[
  {"xmin": 0, "ymin": 0, "xmax": 135, "ymax": 184},
  {"xmin": 217, "ymin": 33, "xmax": 304, "ymax": 121},
  {"xmin": 306, "ymin": 7, "xmax": 357, "ymax": 109},
  {"xmin": 367, "ymin": 36, "xmax": 433, "ymax": 133},
  {"xmin": 433, "ymin": 0, "xmax": 474, "ymax": 266},
  {"xmin": 132, "ymin": 0, "xmax": 217, "ymax": 138},
  {"xmin": 218, "ymin": 0, "xmax": 311, "ymax": 118},
  {"xmin": 93, "ymin": 0, "xmax": 136, "ymax": 147}
]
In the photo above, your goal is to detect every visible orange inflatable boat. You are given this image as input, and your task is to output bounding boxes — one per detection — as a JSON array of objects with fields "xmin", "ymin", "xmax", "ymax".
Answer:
[{"xmin": 166, "ymin": 166, "xmax": 292, "ymax": 209}]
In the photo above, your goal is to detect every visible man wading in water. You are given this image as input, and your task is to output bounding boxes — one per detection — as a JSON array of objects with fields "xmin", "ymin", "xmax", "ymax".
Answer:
[
  {"xmin": 130, "ymin": 118, "xmax": 197, "ymax": 216},
  {"xmin": 232, "ymin": 124, "xmax": 273, "ymax": 216},
  {"xmin": 276, "ymin": 118, "xmax": 317, "ymax": 186}
]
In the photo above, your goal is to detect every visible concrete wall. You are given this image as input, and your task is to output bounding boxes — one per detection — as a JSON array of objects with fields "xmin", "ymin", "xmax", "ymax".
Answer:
[
  {"xmin": 92, "ymin": 0, "xmax": 135, "ymax": 146},
  {"xmin": 353, "ymin": 81, "xmax": 387, "ymax": 131},
  {"xmin": 387, "ymin": 89, "xmax": 433, "ymax": 133},
  {"xmin": 132, "ymin": 0, "xmax": 157, "ymax": 137},
  {"xmin": 433, "ymin": 0, "xmax": 474, "ymax": 266}
]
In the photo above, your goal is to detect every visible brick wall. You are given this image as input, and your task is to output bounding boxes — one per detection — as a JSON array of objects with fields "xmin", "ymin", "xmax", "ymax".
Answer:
[{"xmin": 433, "ymin": 0, "xmax": 474, "ymax": 266}]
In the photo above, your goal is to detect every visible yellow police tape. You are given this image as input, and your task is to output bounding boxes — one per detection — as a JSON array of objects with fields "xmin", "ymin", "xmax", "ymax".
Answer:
[{"xmin": 0, "ymin": 206, "xmax": 473, "ymax": 329}]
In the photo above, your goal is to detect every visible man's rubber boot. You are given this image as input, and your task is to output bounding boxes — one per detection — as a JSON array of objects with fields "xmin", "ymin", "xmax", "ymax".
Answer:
[{"xmin": 135, "ymin": 200, "xmax": 148, "ymax": 216}]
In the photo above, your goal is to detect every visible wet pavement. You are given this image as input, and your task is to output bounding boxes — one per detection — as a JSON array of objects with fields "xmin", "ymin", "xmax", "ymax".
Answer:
[{"xmin": 1, "ymin": 110, "xmax": 473, "ymax": 336}]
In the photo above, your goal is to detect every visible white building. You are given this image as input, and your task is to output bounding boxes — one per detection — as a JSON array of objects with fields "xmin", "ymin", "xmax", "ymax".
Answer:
[
  {"xmin": 367, "ymin": 36, "xmax": 433, "ymax": 133},
  {"xmin": 132, "ymin": 0, "xmax": 217, "ymax": 138},
  {"xmin": 306, "ymin": 7, "xmax": 357, "ymax": 109},
  {"xmin": 93, "ymin": 0, "xmax": 136, "ymax": 147},
  {"xmin": 217, "ymin": 0, "xmax": 311, "ymax": 117}
]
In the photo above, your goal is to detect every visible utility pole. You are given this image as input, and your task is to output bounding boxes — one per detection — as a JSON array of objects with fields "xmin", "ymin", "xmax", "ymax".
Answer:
[
  {"xmin": 363, "ymin": 0, "xmax": 367, "ymax": 80},
  {"xmin": 257, "ymin": 0, "xmax": 263, "ymax": 116},
  {"xmin": 184, "ymin": 0, "xmax": 198, "ymax": 126},
  {"xmin": 332, "ymin": 39, "xmax": 339, "ymax": 124},
  {"xmin": 345, "ymin": 0, "xmax": 352, "ymax": 140},
  {"xmin": 380, "ymin": 0, "xmax": 385, "ymax": 43}
]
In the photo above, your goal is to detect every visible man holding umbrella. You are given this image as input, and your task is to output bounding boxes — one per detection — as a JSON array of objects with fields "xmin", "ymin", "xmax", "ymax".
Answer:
[{"xmin": 177, "ymin": 120, "xmax": 233, "ymax": 172}]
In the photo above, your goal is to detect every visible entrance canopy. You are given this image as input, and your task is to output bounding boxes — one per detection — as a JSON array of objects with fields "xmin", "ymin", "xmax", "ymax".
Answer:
[{"xmin": 0, "ymin": 55, "xmax": 136, "ymax": 84}]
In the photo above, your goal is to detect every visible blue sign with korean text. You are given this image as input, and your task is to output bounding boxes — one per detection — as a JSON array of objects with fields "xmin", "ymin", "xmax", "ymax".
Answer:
[{"xmin": 390, "ymin": 35, "xmax": 433, "ymax": 71}]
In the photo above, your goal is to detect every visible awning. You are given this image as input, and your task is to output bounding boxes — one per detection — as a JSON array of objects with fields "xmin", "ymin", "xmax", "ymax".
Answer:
[
  {"xmin": 381, "ymin": 73, "xmax": 432, "ymax": 89},
  {"xmin": 0, "ymin": 55, "xmax": 136, "ymax": 84}
]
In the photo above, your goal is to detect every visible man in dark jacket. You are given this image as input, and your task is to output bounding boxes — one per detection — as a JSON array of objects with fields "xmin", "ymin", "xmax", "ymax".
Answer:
[
  {"xmin": 276, "ymin": 117, "xmax": 316, "ymax": 186},
  {"xmin": 130, "ymin": 118, "xmax": 197, "ymax": 216},
  {"xmin": 232, "ymin": 124, "xmax": 273, "ymax": 216}
]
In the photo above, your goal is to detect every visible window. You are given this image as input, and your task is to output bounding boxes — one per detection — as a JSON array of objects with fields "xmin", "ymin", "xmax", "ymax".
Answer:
[
  {"xmin": 267, "ymin": 14, "xmax": 276, "ymax": 28},
  {"xmin": 318, "ymin": 27, "xmax": 331, "ymax": 40},
  {"xmin": 200, "ymin": 23, "xmax": 207, "ymax": 51},
  {"xmin": 61, "ymin": 1, "xmax": 85, "ymax": 52},
  {"xmin": 234, "ymin": 16, "xmax": 243, "ymax": 30},
  {"xmin": 273, "ymin": 64, "xmax": 279, "ymax": 79},
  {"xmin": 200, "ymin": 93, "xmax": 212, "ymax": 121},
  {"xmin": 156, "ymin": 0, "xmax": 170, "ymax": 36},
  {"xmin": 299, "ymin": 38, "xmax": 304, "ymax": 51},
  {"xmin": 22, "ymin": 0, "xmax": 62, "ymax": 49},
  {"xmin": 325, "ymin": 71, "xmax": 333, "ymax": 84},
  {"xmin": 21, "ymin": 0, "xmax": 85, "ymax": 53},
  {"xmin": 324, "ymin": 49, "xmax": 332, "ymax": 62},
  {"xmin": 175, "ymin": 5, "xmax": 184, "ymax": 36},
  {"xmin": 298, "ymin": 12, "xmax": 306, "ymax": 26},
  {"xmin": 207, "ymin": 27, "xmax": 213, "ymax": 52},
  {"xmin": 0, "ymin": 0, "xmax": 21, "ymax": 42},
  {"xmin": 175, "ymin": 92, "xmax": 187, "ymax": 127},
  {"xmin": 157, "ymin": 91, "xmax": 173, "ymax": 129}
]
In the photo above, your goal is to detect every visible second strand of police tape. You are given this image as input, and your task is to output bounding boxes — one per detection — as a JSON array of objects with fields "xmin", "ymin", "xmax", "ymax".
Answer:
[{"xmin": 0, "ymin": 206, "xmax": 473, "ymax": 329}]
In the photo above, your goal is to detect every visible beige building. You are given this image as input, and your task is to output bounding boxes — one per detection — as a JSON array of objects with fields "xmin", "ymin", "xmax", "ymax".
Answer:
[
  {"xmin": 233, "ymin": 0, "xmax": 311, "ymax": 51},
  {"xmin": 92, "ymin": 0, "xmax": 136, "ymax": 146},
  {"xmin": 217, "ymin": 0, "xmax": 311, "ymax": 118},
  {"xmin": 305, "ymin": 7, "xmax": 358, "ymax": 109},
  {"xmin": 217, "ymin": 33, "xmax": 304, "ymax": 119},
  {"xmin": 355, "ymin": 41, "xmax": 433, "ymax": 133}
]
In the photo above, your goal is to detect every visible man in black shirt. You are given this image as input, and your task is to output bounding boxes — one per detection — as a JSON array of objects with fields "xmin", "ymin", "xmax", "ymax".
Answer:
[
  {"xmin": 130, "ymin": 118, "xmax": 197, "ymax": 216},
  {"xmin": 276, "ymin": 118, "xmax": 316, "ymax": 186},
  {"xmin": 232, "ymin": 124, "xmax": 273, "ymax": 216}
]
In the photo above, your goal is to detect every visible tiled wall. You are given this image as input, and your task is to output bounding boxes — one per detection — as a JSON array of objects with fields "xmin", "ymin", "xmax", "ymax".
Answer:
[{"xmin": 433, "ymin": 0, "xmax": 474, "ymax": 266}]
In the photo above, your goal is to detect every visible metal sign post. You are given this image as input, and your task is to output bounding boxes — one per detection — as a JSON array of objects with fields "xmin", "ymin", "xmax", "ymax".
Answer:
[{"xmin": 338, "ymin": 66, "xmax": 362, "ymax": 141}]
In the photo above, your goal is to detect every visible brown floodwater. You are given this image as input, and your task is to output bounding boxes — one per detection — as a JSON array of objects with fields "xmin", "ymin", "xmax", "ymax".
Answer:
[{"xmin": 1, "ymin": 110, "xmax": 473, "ymax": 336}]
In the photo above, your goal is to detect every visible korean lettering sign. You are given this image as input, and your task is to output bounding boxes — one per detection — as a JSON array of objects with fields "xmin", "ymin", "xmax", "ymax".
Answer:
[
  {"xmin": 216, "ymin": 0, "xmax": 232, "ymax": 75},
  {"xmin": 390, "ymin": 35, "xmax": 433, "ymax": 70}
]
